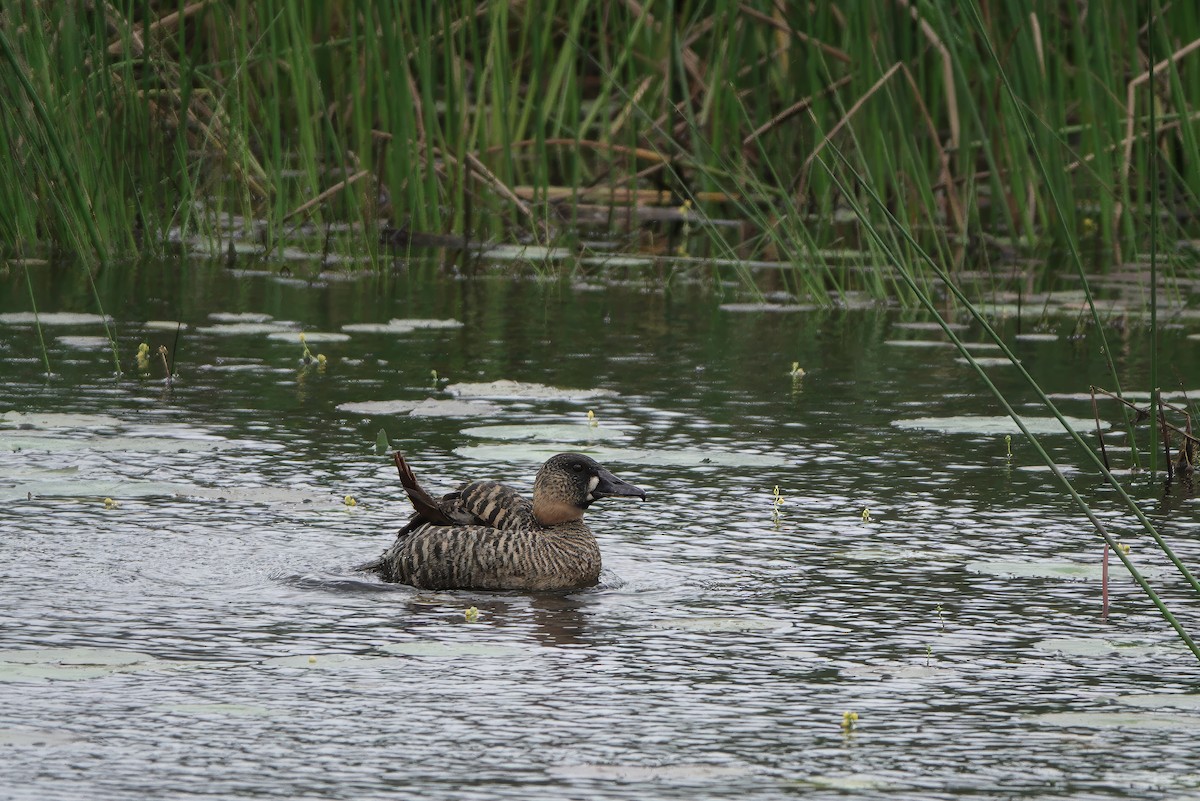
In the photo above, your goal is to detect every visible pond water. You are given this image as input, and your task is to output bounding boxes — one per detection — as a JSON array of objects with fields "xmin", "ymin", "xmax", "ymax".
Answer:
[{"xmin": 3, "ymin": 259, "xmax": 1200, "ymax": 799}]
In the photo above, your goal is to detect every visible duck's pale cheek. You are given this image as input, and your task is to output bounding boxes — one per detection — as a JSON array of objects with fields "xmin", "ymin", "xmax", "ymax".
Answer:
[{"xmin": 586, "ymin": 475, "xmax": 599, "ymax": 501}]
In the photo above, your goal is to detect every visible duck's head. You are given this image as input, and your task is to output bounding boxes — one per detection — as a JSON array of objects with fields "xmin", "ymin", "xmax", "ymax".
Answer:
[{"xmin": 531, "ymin": 452, "xmax": 646, "ymax": 526}]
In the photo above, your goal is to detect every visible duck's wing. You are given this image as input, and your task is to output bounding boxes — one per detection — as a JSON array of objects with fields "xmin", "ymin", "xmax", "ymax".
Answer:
[
  {"xmin": 391, "ymin": 452, "xmax": 533, "ymax": 536},
  {"xmin": 446, "ymin": 480, "xmax": 535, "ymax": 530}
]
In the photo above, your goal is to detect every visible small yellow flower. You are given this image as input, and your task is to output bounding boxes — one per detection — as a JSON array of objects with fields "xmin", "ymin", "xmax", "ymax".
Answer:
[
  {"xmin": 103, "ymin": 497, "xmax": 118, "ymax": 509},
  {"xmin": 841, "ymin": 710, "xmax": 859, "ymax": 731},
  {"xmin": 464, "ymin": 606, "xmax": 479, "ymax": 622},
  {"xmin": 317, "ymin": 354, "xmax": 327, "ymax": 366},
  {"xmin": 861, "ymin": 507, "xmax": 871, "ymax": 523},
  {"xmin": 1118, "ymin": 542, "xmax": 1130, "ymax": 555},
  {"xmin": 790, "ymin": 362, "xmax": 806, "ymax": 379},
  {"xmin": 587, "ymin": 410, "xmax": 597, "ymax": 427},
  {"xmin": 344, "ymin": 495, "xmax": 357, "ymax": 507},
  {"xmin": 308, "ymin": 655, "xmax": 317, "ymax": 664}
]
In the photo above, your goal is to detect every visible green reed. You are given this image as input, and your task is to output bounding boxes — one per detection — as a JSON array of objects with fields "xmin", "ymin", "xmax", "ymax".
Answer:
[{"xmin": 1, "ymin": 1, "xmax": 1199, "ymax": 301}]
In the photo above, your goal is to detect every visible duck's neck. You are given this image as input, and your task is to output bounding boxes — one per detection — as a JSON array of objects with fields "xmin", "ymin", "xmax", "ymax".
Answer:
[{"xmin": 532, "ymin": 496, "xmax": 584, "ymax": 526}]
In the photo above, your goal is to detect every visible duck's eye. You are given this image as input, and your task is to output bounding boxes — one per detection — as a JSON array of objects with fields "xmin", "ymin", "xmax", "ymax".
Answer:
[{"xmin": 572, "ymin": 463, "xmax": 583, "ymax": 473}]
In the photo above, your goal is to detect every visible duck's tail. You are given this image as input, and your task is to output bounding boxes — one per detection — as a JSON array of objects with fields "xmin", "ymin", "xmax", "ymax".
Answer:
[{"xmin": 393, "ymin": 451, "xmax": 455, "ymax": 525}]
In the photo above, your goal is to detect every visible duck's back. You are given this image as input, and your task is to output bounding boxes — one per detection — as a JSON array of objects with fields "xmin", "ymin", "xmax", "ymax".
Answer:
[{"xmin": 379, "ymin": 519, "xmax": 601, "ymax": 591}]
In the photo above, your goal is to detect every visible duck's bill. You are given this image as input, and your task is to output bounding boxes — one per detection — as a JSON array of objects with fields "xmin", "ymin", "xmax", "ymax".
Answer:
[{"xmin": 592, "ymin": 468, "xmax": 647, "ymax": 501}]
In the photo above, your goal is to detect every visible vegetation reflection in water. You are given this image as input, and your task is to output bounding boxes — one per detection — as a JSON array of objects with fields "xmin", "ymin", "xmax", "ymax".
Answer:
[{"xmin": 2, "ymin": 262, "xmax": 1200, "ymax": 798}]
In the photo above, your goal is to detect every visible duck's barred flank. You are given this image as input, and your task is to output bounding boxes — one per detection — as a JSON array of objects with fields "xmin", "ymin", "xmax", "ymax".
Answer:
[{"xmin": 363, "ymin": 452, "xmax": 646, "ymax": 592}]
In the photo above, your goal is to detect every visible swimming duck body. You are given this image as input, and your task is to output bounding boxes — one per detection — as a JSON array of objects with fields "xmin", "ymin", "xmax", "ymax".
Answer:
[{"xmin": 366, "ymin": 451, "xmax": 646, "ymax": 592}]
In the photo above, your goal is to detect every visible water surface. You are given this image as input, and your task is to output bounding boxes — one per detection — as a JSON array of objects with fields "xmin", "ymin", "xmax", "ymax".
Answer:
[{"xmin": 2, "ymin": 261, "xmax": 1200, "ymax": 799}]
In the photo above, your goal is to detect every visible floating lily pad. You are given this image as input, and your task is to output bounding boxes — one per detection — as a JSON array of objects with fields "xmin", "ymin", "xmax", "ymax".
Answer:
[
  {"xmin": 0, "ymin": 647, "xmax": 172, "ymax": 682},
  {"xmin": 798, "ymin": 774, "xmax": 900, "ymax": 791},
  {"xmin": 1033, "ymin": 637, "xmax": 1186, "ymax": 658},
  {"xmin": 0, "ymin": 411, "xmax": 123, "ymax": 430},
  {"xmin": 56, "ymin": 335, "xmax": 114, "ymax": 349},
  {"xmin": 578, "ymin": 256, "xmax": 655, "ymax": 268},
  {"xmin": 650, "ymin": 616, "xmax": 791, "ymax": 633},
  {"xmin": 967, "ymin": 561, "xmax": 1169, "ymax": 582},
  {"xmin": 2, "ymin": 478, "xmax": 188, "ymax": 501},
  {"xmin": 954, "ymin": 356, "xmax": 1018, "ymax": 367},
  {"xmin": 455, "ymin": 443, "xmax": 787, "ymax": 467},
  {"xmin": 892, "ymin": 415, "xmax": 1100, "ymax": 435},
  {"xmin": 548, "ymin": 764, "xmax": 750, "ymax": 782},
  {"xmin": 445, "ymin": 380, "xmax": 617, "ymax": 401},
  {"xmin": 884, "ymin": 339, "xmax": 953, "ymax": 348},
  {"xmin": 337, "ymin": 398, "xmax": 501, "ymax": 417},
  {"xmin": 341, "ymin": 318, "xmax": 464, "ymax": 334},
  {"xmin": 460, "ymin": 423, "xmax": 628, "ymax": 442},
  {"xmin": 481, "ymin": 244, "xmax": 570, "ymax": 262},
  {"xmin": 380, "ymin": 641, "xmax": 530, "ymax": 658},
  {"xmin": 1118, "ymin": 694, "xmax": 1200, "ymax": 710},
  {"xmin": 176, "ymin": 485, "xmax": 334, "ymax": 505},
  {"xmin": 0, "ymin": 312, "xmax": 111, "ymax": 326},
  {"xmin": 0, "ymin": 728, "xmax": 83, "ymax": 747},
  {"xmin": 157, "ymin": 703, "xmax": 275, "ymax": 717},
  {"xmin": 718, "ymin": 303, "xmax": 816, "ymax": 313},
  {"xmin": 195, "ymin": 322, "xmax": 299, "ymax": 335},
  {"xmin": 261, "ymin": 654, "xmax": 388, "ymax": 669},
  {"xmin": 1027, "ymin": 711, "xmax": 1200, "ymax": 730},
  {"xmin": 893, "ymin": 321, "xmax": 968, "ymax": 332},
  {"xmin": 266, "ymin": 331, "xmax": 351, "ymax": 343},
  {"xmin": 208, "ymin": 312, "xmax": 274, "ymax": 323},
  {"xmin": 840, "ymin": 546, "xmax": 930, "ymax": 562}
]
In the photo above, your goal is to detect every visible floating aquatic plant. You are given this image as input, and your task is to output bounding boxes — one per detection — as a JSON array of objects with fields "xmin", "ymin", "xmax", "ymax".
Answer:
[
  {"xmin": 840, "ymin": 711, "xmax": 859, "ymax": 732},
  {"xmin": 135, "ymin": 343, "xmax": 149, "ymax": 371},
  {"xmin": 464, "ymin": 607, "xmax": 479, "ymax": 623}
]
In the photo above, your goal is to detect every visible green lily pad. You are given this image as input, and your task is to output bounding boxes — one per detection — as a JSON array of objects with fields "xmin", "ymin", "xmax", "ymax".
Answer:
[
  {"xmin": 892, "ymin": 321, "xmax": 968, "ymax": 332},
  {"xmin": 175, "ymin": 485, "xmax": 335, "ymax": 504},
  {"xmin": 0, "ymin": 312, "xmax": 111, "ymax": 326},
  {"xmin": 454, "ymin": 443, "xmax": 787, "ymax": 467},
  {"xmin": 266, "ymin": 331, "xmax": 351, "ymax": 343},
  {"xmin": 337, "ymin": 399, "xmax": 500, "ymax": 417},
  {"xmin": 380, "ymin": 641, "xmax": 530, "ymax": 658},
  {"xmin": 1027, "ymin": 711, "xmax": 1200, "ymax": 730},
  {"xmin": 341, "ymin": 318, "xmax": 463, "ymax": 334},
  {"xmin": 196, "ymin": 322, "xmax": 300, "ymax": 335},
  {"xmin": 481, "ymin": 244, "xmax": 570, "ymax": 262},
  {"xmin": 445, "ymin": 380, "xmax": 617, "ymax": 401},
  {"xmin": 157, "ymin": 703, "xmax": 275, "ymax": 717},
  {"xmin": 460, "ymin": 423, "xmax": 628, "ymax": 442},
  {"xmin": 0, "ymin": 647, "xmax": 173, "ymax": 682},
  {"xmin": 650, "ymin": 616, "xmax": 792, "ymax": 633},
  {"xmin": 798, "ymin": 774, "xmax": 899, "ymax": 791},
  {"xmin": 261, "ymin": 654, "xmax": 389, "ymax": 669},
  {"xmin": 892, "ymin": 415, "xmax": 1101, "ymax": 435},
  {"xmin": 0, "ymin": 411, "xmax": 123, "ymax": 430},
  {"xmin": 1118, "ymin": 694, "xmax": 1200, "ymax": 710},
  {"xmin": 56, "ymin": 336, "xmax": 114, "ymax": 349},
  {"xmin": 578, "ymin": 256, "xmax": 655, "ymax": 268},
  {"xmin": 2, "ymin": 478, "xmax": 188, "ymax": 501},
  {"xmin": 966, "ymin": 561, "xmax": 1167, "ymax": 582},
  {"xmin": 0, "ymin": 728, "xmax": 83, "ymax": 747},
  {"xmin": 548, "ymin": 764, "xmax": 750, "ymax": 782},
  {"xmin": 718, "ymin": 303, "xmax": 816, "ymax": 313},
  {"xmin": 208, "ymin": 312, "xmax": 274, "ymax": 322},
  {"xmin": 1033, "ymin": 637, "xmax": 1186, "ymax": 657},
  {"xmin": 955, "ymin": 357, "xmax": 1019, "ymax": 367}
]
